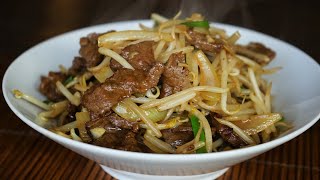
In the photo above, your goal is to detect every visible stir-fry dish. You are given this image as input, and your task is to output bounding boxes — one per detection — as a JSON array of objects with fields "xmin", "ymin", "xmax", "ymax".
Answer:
[{"xmin": 13, "ymin": 13, "xmax": 291, "ymax": 154}]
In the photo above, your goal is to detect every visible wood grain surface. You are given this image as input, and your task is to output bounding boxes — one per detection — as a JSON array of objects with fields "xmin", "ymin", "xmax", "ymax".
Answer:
[{"xmin": 1, "ymin": 1, "xmax": 319, "ymax": 179}]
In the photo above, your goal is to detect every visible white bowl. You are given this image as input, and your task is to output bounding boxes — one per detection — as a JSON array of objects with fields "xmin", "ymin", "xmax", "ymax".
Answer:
[{"xmin": 3, "ymin": 20, "xmax": 320, "ymax": 180}]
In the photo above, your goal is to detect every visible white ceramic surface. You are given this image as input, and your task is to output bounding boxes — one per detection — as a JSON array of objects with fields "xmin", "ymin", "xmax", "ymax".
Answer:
[{"xmin": 3, "ymin": 20, "xmax": 320, "ymax": 180}]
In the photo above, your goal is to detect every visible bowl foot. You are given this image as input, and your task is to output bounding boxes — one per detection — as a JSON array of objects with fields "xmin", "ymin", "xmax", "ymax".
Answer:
[{"xmin": 100, "ymin": 165, "xmax": 229, "ymax": 180}]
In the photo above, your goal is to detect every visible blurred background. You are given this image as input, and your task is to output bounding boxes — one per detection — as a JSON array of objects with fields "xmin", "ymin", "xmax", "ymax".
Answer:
[{"xmin": 1, "ymin": 0, "xmax": 320, "ymax": 63}]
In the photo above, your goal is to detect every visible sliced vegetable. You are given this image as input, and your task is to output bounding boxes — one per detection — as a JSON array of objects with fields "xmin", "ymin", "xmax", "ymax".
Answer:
[
  {"xmin": 38, "ymin": 100, "xmax": 68, "ymax": 119},
  {"xmin": 182, "ymin": 21, "xmax": 210, "ymax": 28},
  {"xmin": 144, "ymin": 133, "xmax": 175, "ymax": 153},
  {"xmin": 232, "ymin": 113, "xmax": 282, "ymax": 135},
  {"xmin": 195, "ymin": 50, "xmax": 220, "ymax": 102},
  {"xmin": 12, "ymin": 89, "xmax": 50, "ymax": 110},
  {"xmin": 70, "ymin": 128, "xmax": 82, "ymax": 142},
  {"xmin": 112, "ymin": 101, "xmax": 167, "ymax": 122},
  {"xmin": 98, "ymin": 48, "xmax": 135, "ymax": 70},
  {"xmin": 123, "ymin": 99, "xmax": 162, "ymax": 138},
  {"xmin": 195, "ymin": 50, "xmax": 218, "ymax": 86},
  {"xmin": 113, "ymin": 101, "xmax": 139, "ymax": 121},
  {"xmin": 186, "ymin": 52, "xmax": 199, "ymax": 86},
  {"xmin": 146, "ymin": 108, "xmax": 168, "ymax": 122},
  {"xmin": 92, "ymin": 66, "xmax": 114, "ymax": 83},
  {"xmin": 56, "ymin": 81, "xmax": 80, "ymax": 106},
  {"xmin": 190, "ymin": 115, "xmax": 206, "ymax": 153},
  {"xmin": 53, "ymin": 121, "xmax": 77, "ymax": 133},
  {"xmin": 140, "ymin": 117, "xmax": 187, "ymax": 130},
  {"xmin": 98, "ymin": 31, "xmax": 173, "ymax": 45},
  {"xmin": 151, "ymin": 13, "xmax": 168, "ymax": 24},
  {"xmin": 75, "ymin": 112, "xmax": 91, "ymax": 142},
  {"xmin": 90, "ymin": 127, "xmax": 106, "ymax": 139}
]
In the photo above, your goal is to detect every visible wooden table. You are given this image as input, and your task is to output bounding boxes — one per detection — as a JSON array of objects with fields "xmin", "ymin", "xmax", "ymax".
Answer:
[{"xmin": 1, "ymin": 1, "xmax": 319, "ymax": 179}]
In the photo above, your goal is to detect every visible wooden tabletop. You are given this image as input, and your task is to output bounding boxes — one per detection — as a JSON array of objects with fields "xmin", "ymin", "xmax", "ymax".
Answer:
[{"xmin": 1, "ymin": 1, "xmax": 319, "ymax": 179}]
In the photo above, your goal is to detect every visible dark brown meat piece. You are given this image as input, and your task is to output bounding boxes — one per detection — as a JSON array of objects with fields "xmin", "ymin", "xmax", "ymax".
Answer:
[
  {"xmin": 93, "ymin": 131, "xmax": 148, "ymax": 152},
  {"xmin": 86, "ymin": 113, "xmax": 137, "ymax": 131},
  {"xmin": 79, "ymin": 33, "xmax": 104, "ymax": 68},
  {"xmin": 82, "ymin": 81, "xmax": 131, "ymax": 118},
  {"xmin": 86, "ymin": 113, "xmax": 148, "ymax": 152},
  {"xmin": 82, "ymin": 63, "xmax": 164, "ymax": 117},
  {"xmin": 186, "ymin": 29, "xmax": 224, "ymax": 54},
  {"xmin": 68, "ymin": 57, "xmax": 87, "ymax": 76},
  {"xmin": 108, "ymin": 113, "xmax": 139, "ymax": 131},
  {"xmin": 92, "ymin": 130, "xmax": 124, "ymax": 148},
  {"xmin": 116, "ymin": 131, "xmax": 144, "ymax": 152},
  {"xmin": 235, "ymin": 42, "xmax": 276, "ymax": 66},
  {"xmin": 86, "ymin": 113, "xmax": 121, "ymax": 132},
  {"xmin": 247, "ymin": 42, "xmax": 276, "ymax": 60},
  {"xmin": 110, "ymin": 63, "xmax": 164, "ymax": 93},
  {"xmin": 209, "ymin": 113, "xmax": 247, "ymax": 148},
  {"xmin": 110, "ymin": 41, "xmax": 155, "ymax": 71},
  {"xmin": 69, "ymin": 32, "xmax": 118, "ymax": 76},
  {"xmin": 82, "ymin": 41, "xmax": 164, "ymax": 117},
  {"xmin": 160, "ymin": 52, "xmax": 190, "ymax": 98},
  {"xmin": 161, "ymin": 122, "xmax": 194, "ymax": 147},
  {"xmin": 39, "ymin": 71, "xmax": 67, "ymax": 102},
  {"xmin": 61, "ymin": 103, "xmax": 79, "ymax": 124}
]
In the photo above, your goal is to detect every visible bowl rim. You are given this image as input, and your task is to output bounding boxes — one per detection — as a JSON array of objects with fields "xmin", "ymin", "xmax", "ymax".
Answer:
[{"xmin": 3, "ymin": 20, "xmax": 320, "ymax": 162}]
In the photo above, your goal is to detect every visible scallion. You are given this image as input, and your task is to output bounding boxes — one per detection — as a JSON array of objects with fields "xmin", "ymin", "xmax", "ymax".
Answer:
[
  {"xmin": 190, "ymin": 115, "xmax": 207, "ymax": 153},
  {"xmin": 43, "ymin": 100, "xmax": 52, "ymax": 104},
  {"xmin": 63, "ymin": 76, "xmax": 74, "ymax": 85}
]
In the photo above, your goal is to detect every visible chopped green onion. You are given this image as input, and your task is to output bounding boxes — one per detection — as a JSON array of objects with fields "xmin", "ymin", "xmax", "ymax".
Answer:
[
  {"xmin": 190, "ymin": 115, "xmax": 207, "ymax": 153},
  {"xmin": 63, "ymin": 76, "xmax": 74, "ymax": 85},
  {"xmin": 280, "ymin": 117, "xmax": 285, "ymax": 122},
  {"xmin": 43, "ymin": 100, "xmax": 52, "ymax": 104},
  {"xmin": 181, "ymin": 21, "xmax": 210, "ymax": 28}
]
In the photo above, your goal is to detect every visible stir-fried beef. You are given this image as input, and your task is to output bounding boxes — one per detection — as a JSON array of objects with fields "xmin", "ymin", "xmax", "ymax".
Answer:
[
  {"xmin": 82, "ymin": 81, "xmax": 130, "ymax": 118},
  {"xmin": 92, "ymin": 130, "xmax": 127, "ymax": 149},
  {"xmin": 247, "ymin": 42, "xmax": 276, "ymax": 60},
  {"xmin": 87, "ymin": 113, "xmax": 137, "ymax": 131},
  {"xmin": 216, "ymin": 124, "xmax": 247, "ymax": 148},
  {"xmin": 210, "ymin": 113, "xmax": 247, "ymax": 148},
  {"xmin": 160, "ymin": 52, "xmax": 190, "ymax": 98},
  {"xmin": 110, "ymin": 41, "xmax": 155, "ymax": 71},
  {"xmin": 235, "ymin": 42, "xmax": 276, "ymax": 66},
  {"xmin": 108, "ymin": 113, "xmax": 139, "ymax": 131},
  {"xmin": 79, "ymin": 33, "xmax": 104, "ymax": 68},
  {"xmin": 82, "ymin": 41, "xmax": 164, "ymax": 117},
  {"xmin": 82, "ymin": 63, "xmax": 164, "ymax": 117},
  {"xmin": 116, "ymin": 131, "xmax": 145, "ymax": 152},
  {"xmin": 39, "ymin": 72, "xmax": 67, "ymax": 102},
  {"xmin": 93, "ymin": 130, "xmax": 149, "ymax": 152},
  {"xmin": 86, "ymin": 113, "xmax": 121, "ymax": 132},
  {"xmin": 186, "ymin": 29, "xmax": 224, "ymax": 54},
  {"xmin": 86, "ymin": 113, "xmax": 147, "ymax": 152},
  {"xmin": 161, "ymin": 122, "xmax": 194, "ymax": 147},
  {"xmin": 69, "ymin": 32, "xmax": 120, "ymax": 75},
  {"xmin": 68, "ymin": 57, "xmax": 87, "ymax": 76}
]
